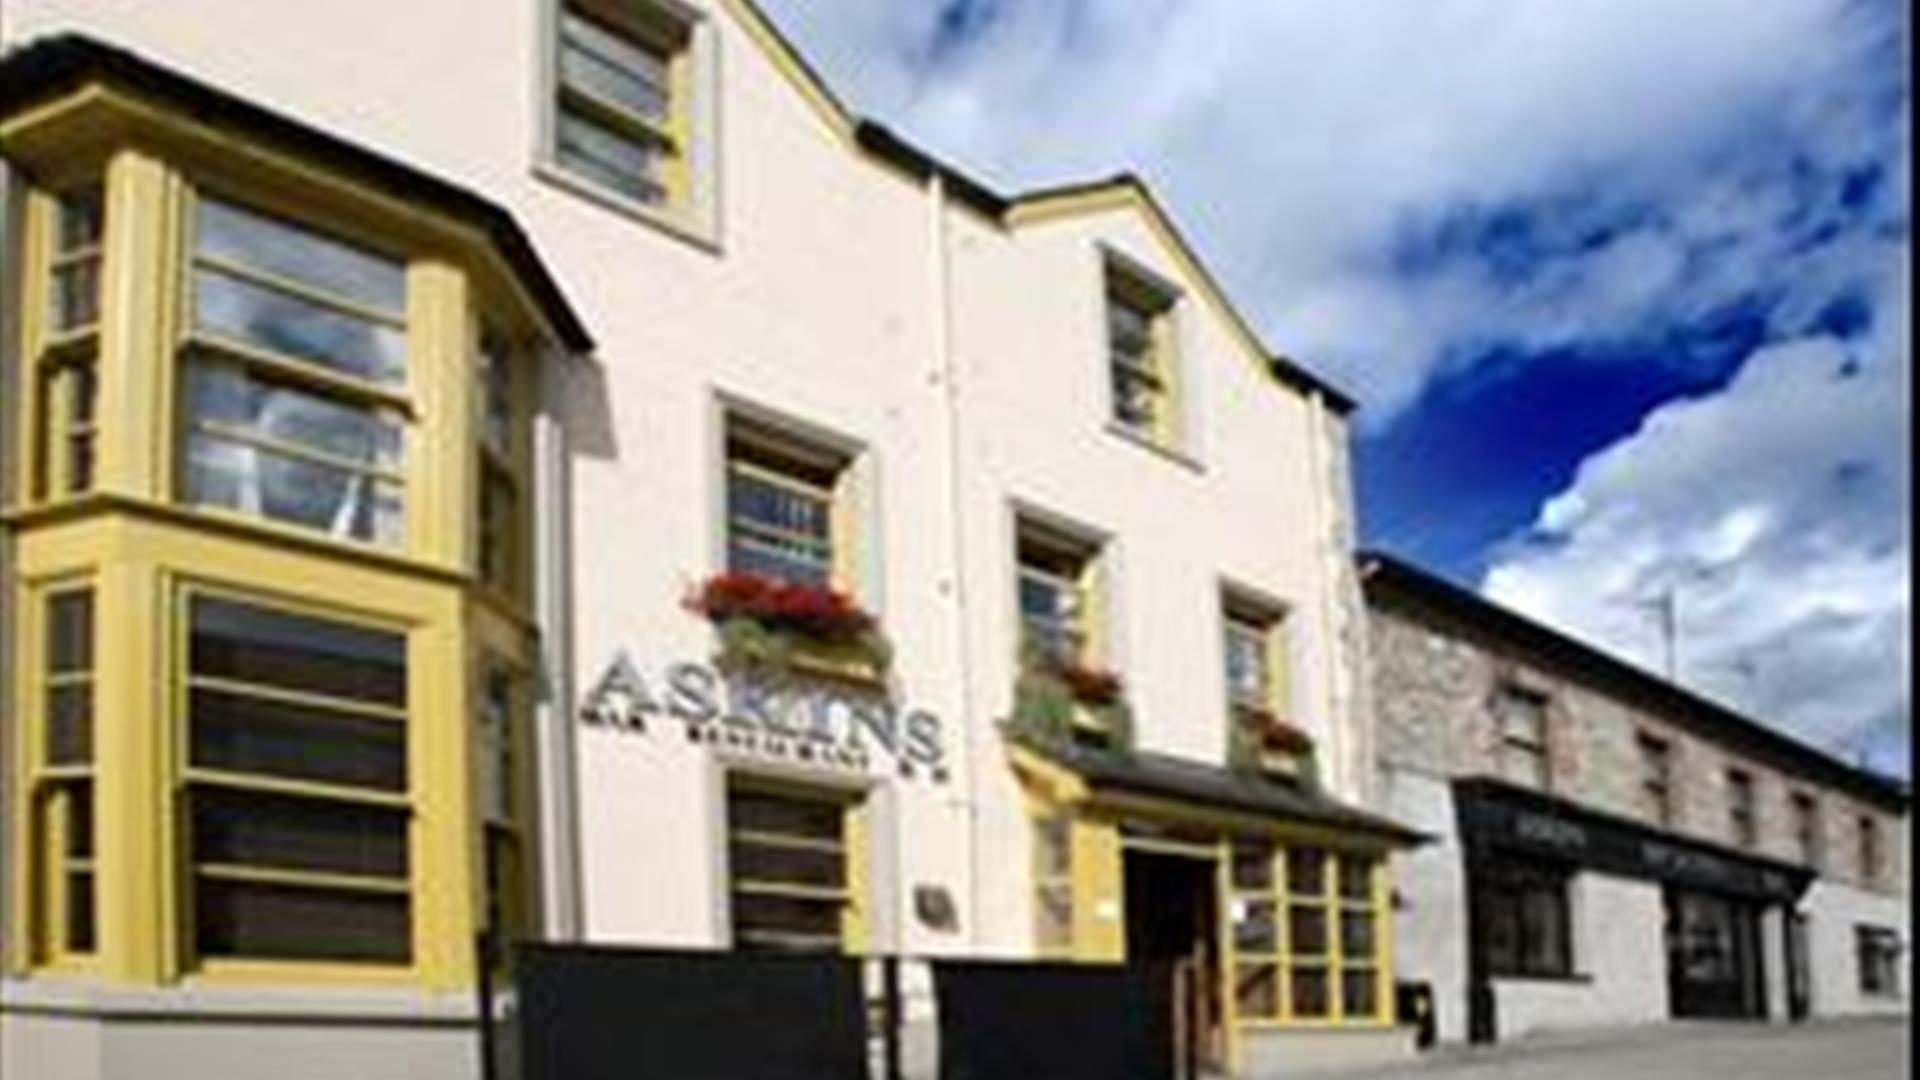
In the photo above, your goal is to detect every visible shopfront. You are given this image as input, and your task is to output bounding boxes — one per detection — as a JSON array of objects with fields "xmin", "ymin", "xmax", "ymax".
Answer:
[{"xmin": 1455, "ymin": 779, "xmax": 1813, "ymax": 1042}]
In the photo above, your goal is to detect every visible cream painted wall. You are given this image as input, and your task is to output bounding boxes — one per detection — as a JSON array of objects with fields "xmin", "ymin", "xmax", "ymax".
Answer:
[{"xmin": 2, "ymin": 0, "xmax": 1364, "ymax": 968}]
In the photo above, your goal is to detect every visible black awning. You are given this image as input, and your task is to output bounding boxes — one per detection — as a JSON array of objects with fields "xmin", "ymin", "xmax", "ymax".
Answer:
[
  {"xmin": 1454, "ymin": 777, "xmax": 1816, "ymax": 903},
  {"xmin": 1012, "ymin": 733, "xmax": 1427, "ymax": 846}
]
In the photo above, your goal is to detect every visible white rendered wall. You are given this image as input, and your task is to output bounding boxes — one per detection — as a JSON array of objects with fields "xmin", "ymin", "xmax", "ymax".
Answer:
[
  {"xmin": 1801, "ymin": 879, "xmax": 1911, "ymax": 1019},
  {"xmin": 1379, "ymin": 766, "xmax": 1470, "ymax": 1044},
  {"xmin": 1492, "ymin": 872, "xmax": 1668, "ymax": 1041}
]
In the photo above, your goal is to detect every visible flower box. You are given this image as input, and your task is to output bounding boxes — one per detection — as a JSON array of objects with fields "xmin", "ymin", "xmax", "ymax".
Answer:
[
  {"xmin": 1229, "ymin": 705, "xmax": 1316, "ymax": 781},
  {"xmin": 1009, "ymin": 646, "xmax": 1133, "ymax": 752},
  {"xmin": 686, "ymin": 572, "xmax": 892, "ymax": 681}
]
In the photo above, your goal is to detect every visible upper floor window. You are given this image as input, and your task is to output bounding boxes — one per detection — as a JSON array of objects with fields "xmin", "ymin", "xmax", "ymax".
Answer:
[
  {"xmin": 724, "ymin": 418, "xmax": 850, "ymax": 588},
  {"xmin": 1726, "ymin": 769, "xmax": 1758, "ymax": 848},
  {"xmin": 477, "ymin": 331, "xmax": 521, "ymax": 594},
  {"xmin": 183, "ymin": 197, "xmax": 410, "ymax": 546},
  {"xmin": 553, "ymin": 0, "xmax": 693, "ymax": 210},
  {"xmin": 34, "ymin": 185, "xmax": 104, "ymax": 499},
  {"xmin": 1858, "ymin": 814, "xmax": 1883, "ymax": 885},
  {"xmin": 1017, "ymin": 524, "xmax": 1099, "ymax": 671},
  {"xmin": 1105, "ymin": 257, "xmax": 1181, "ymax": 447},
  {"xmin": 1791, "ymin": 791, "xmax": 1822, "ymax": 869},
  {"xmin": 1637, "ymin": 732, "xmax": 1674, "ymax": 827},
  {"xmin": 1495, "ymin": 687, "xmax": 1550, "ymax": 791}
]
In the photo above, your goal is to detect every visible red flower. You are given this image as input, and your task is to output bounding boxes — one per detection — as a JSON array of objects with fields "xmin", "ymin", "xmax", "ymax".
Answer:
[
  {"xmin": 687, "ymin": 572, "xmax": 875, "ymax": 644},
  {"xmin": 1057, "ymin": 662, "xmax": 1125, "ymax": 707}
]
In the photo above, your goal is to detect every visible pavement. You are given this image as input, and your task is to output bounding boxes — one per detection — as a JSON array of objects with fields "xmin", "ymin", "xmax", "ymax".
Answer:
[{"xmin": 1294, "ymin": 1019, "xmax": 1910, "ymax": 1080}]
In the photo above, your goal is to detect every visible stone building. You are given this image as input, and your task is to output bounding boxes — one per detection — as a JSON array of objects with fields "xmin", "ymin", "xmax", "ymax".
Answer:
[{"xmin": 1363, "ymin": 552, "xmax": 1910, "ymax": 1046}]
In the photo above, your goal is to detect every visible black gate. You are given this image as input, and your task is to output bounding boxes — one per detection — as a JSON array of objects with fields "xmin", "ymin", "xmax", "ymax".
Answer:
[{"xmin": 482, "ymin": 940, "xmax": 1180, "ymax": 1080}]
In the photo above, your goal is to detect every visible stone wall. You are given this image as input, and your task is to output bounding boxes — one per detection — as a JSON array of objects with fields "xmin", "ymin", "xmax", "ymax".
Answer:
[{"xmin": 1369, "ymin": 593, "xmax": 1906, "ymax": 899}]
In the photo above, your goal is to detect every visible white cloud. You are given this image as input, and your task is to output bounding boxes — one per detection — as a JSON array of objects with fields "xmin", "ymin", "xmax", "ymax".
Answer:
[{"xmin": 1484, "ymin": 260, "xmax": 1911, "ymax": 772}]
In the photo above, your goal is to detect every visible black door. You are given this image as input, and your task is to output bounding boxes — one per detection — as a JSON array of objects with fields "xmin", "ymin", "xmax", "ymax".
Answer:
[
  {"xmin": 1786, "ymin": 912, "xmax": 1812, "ymax": 1021},
  {"xmin": 1666, "ymin": 889, "xmax": 1767, "ymax": 1020},
  {"xmin": 1125, "ymin": 851, "xmax": 1222, "ymax": 1077}
]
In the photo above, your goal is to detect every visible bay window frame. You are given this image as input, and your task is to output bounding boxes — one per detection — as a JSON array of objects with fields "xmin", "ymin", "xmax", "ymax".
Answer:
[{"xmin": 1227, "ymin": 839, "xmax": 1392, "ymax": 1029}]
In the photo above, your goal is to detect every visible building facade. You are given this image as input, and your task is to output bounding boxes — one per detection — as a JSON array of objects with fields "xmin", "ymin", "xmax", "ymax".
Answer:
[
  {"xmin": 1364, "ymin": 553, "xmax": 1911, "ymax": 1047},
  {"xmin": 1, "ymin": 4, "xmax": 1422, "ymax": 1078}
]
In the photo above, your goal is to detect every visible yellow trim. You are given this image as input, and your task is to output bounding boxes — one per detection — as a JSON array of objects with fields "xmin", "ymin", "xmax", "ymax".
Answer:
[{"xmin": 715, "ymin": 0, "xmax": 858, "ymax": 144}]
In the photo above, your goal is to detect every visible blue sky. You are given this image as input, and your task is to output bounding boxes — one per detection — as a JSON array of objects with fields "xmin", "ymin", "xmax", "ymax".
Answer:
[{"xmin": 761, "ymin": 0, "xmax": 1911, "ymax": 776}]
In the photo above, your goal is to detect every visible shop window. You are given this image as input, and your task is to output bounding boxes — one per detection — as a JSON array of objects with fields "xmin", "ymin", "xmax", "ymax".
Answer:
[
  {"xmin": 552, "ymin": 0, "xmax": 694, "ymax": 211},
  {"xmin": 1637, "ymin": 732, "xmax": 1674, "ymax": 827},
  {"xmin": 726, "ymin": 780, "xmax": 860, "ymax": 953},
  {"xmin": 724, "ymin": 417, "xmax": 851, "ymax": 589},
  {"xmin": 1495, "ymin": 687, "xmax": 1550, "ymax": 791},
  {"xmin": 34, "ymin": 185, "xmax": 104, "ymax": 500},
  {"xmin": 1726, "ymin": 769, "xmax": 1757, "ymax": 849},
  {"xmin": 1105, "ymin": 256, "xmax": 1181, "ymax": 447},
  {"xmin": 1032, "ymin": 813, "xmax": 1074, "ymax": 955},
  {"xmin": 1475, "ymin": 862, "xmax": 1573, "ymax": 979},
  {"xmin": 1790, "ymin": 791, "xmax": 1821, "ymax": 869},
  {"xmin": 182, "ymin": 196, "xmax": 410, "ymax": 546},
  {"xmin": 477, "ymin": 331, "xmax": 522, "ymax": 595},
  {"xmin": 34, "ymin": 586, "xmax": 97, "ymax": 959},
  {"xmin": 1230, "ymin": 843, "xmax": 1386, "ymax": 1024},
  {"xmin": 1856, "ymin": 926, "xmax": 1902, "ymax": 998},
  {"xmin": 184, "ymin": 594, "xmax": 411, "ymax": 965}
]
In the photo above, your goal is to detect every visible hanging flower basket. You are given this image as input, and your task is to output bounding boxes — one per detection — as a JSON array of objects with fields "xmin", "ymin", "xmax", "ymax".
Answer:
[
  {"xmin": 686, "ymin": 572, "xmax": 892, "ymax": 679},
  {"xmin": 1008, "ymin": 643, "xmax": 1133, "ymax": 752},
  {"xmin": 1229, "ymin": 705, "xmax": 1317, "ymax": 781}
]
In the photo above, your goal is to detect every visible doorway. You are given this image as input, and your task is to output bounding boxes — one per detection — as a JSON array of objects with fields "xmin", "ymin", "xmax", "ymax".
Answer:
[
  {"xmin": 1666, "ymin": 888, "xmax": 1767, "ymax": 1020},
  {"xmin": 1125, "ymin": 849, "xmax": 1224, "ymax": 1077}
]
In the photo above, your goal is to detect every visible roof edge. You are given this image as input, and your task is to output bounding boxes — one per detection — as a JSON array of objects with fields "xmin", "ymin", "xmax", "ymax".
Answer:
[{"xmin": 1359, "ymin": 550, "xmax": 1913, "ymax": 812}]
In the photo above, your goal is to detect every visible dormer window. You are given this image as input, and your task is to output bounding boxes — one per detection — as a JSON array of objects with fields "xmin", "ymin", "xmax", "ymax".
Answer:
[{"xmin": 1105, "ymin": 256, "xmax": 1181, "ymax": 447}]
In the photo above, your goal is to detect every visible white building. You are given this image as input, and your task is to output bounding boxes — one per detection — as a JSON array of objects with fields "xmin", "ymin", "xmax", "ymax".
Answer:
[{"xmin": 0, "ymin": 3, "xmax": 1422, "ymax": 1077}]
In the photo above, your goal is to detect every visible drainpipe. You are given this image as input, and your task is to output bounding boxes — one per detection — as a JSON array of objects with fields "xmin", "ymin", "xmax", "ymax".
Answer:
[
  {"xmin": 1302, "ymin": 389, "xmax": 1348, "ymax": 798},
  {"xmin": 534, "ymin": 349, "xmax": 584, "ymax": 941},
  {"xmin": 927, "ymin": 172, "xmax": 985, "ymax": 953}
]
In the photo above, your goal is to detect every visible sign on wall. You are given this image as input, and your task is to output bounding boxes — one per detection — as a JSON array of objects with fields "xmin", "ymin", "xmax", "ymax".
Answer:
[{"xmin": 579, "ymin": 653, "xmax": 948, "ymax": 782}]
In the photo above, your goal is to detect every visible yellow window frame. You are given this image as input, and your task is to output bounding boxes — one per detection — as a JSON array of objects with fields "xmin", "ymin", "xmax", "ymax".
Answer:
[
  {"xmin": 20, "ymin": 182, "xmax": 106, "ymax": 504},
  {"xmin": 1226, "ymin": 841, "xmax": 1393, "ymax": 1030},
  {"xmin": 1105, "ymin": 260, "xmax": 1182, "ymax": 448},
  {"xmin": 19, "ymin": 580, "xmax": 100, "ymax": 969}
]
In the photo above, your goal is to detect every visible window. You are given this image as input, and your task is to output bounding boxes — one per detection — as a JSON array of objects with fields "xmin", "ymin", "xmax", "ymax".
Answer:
[
  {"xmin": 1638, "ymin": 733, "xmax": 1674, "ymax": 826},
  {"xmin": 1016, "ymin": 525, "xmax": 1098, "ymax": 670},
  {"xmin": 1856, "ymin": 926, "xmax": 1902, "ymax": 998},
  {"xmin": 1475, "ymin": 861, "xmax": 1572, "ymax": 978},
  {"xmin": 477, "ymin": 332, "xmax": 521, "ymax": 594},
  {"xmin": 34, "ymin": 587, "xmax": 97, "ymax": 959},
  {"xmin": 1032, "ymin": 813, "xmax": 1074, "ymax": 955},
  {"xmin": 1223, "ymin": 605, "xmax": 1286, "ymax": 717},
  {"xmin": 184, "ymin": 594, "xmax": 411, "ymax": 965},
  {"xmin": 1105, "ymin": 259, "xmax": 1180, "ymax": 445},
  {"xmin": 34, "ymin": 186, "xmax": 104, "ymax": 499},
  {"xmin": 182, "ymin": 197, "xmax": 410, "ymax": 546},
  {"xmin": 1495, "ymin": 687, "xmax": 1550, "ymax": 790},
  {"xmin": 1231, "ymin": 843, "xmax": 1387, "ymax": 1023},
  {"xmin": 1727, "ymin": 769, "xmax": 1757, "ymax": 849},
  {"xmin": 724, "ymin": 418, "xmax": 850, "ymax": 588},
  {"xmin": 1858, "ymin": 815, "xmax": 1883, "ymax": 886},
  {"xmin": 727, "ymin": 780, "xmax": 860, "ymax": 952},
  {"xmin": 478, "ymin": 662, "xmax": 527, "ymax": 945},
  {"xmin": 1791, "ymin": 792, "xmax": 1822, "ymax": 869},
  {"xmin": 553, "ymin": 0, "xmax": 693, "ymax": 209}
]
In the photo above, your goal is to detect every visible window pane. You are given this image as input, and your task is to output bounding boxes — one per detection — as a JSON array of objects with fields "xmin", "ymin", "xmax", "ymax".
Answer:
[
  {"xmin": 191, "ymin": 786, "xmax": 408, "ymax": 879},
  {"xmin": 48, "ymin": 591, "xmax": 93, "ymax": 672},
  {"xmin": 1341, "ymin": 910, "xmax": 1377, "ymax": 958},
  {"xmin": 1290, "ymin": 968, "xmax": 1330, "ymax": 1018},
  {"xmin": 1232, "ymin": 843, "xmax": 1274, "ymax": 891},
  {"xmin": 560, "ymin": 12, "xmax": 672, "ymax": 123},
  {"xmin": 1235, "ymin": 899, "xmax": 1278, "ymax": 954},
  {"xmin": 728, "ymin": 468, "xmax": 830, "ymax": 542},
  {"xmin": 187, "ymin": 360, "xmax": 404, "ymax": 470},
  {"xmin": 1519, "ymin": 883, "xmax": 1569, "ymax": 975},
  {"xmin": 67, "ymin": 870, "xmax": 96, "ymax": 953},
  {"xmin": 1290, "ymin": 906, "xmax": 1328, "ymax": 957},
  {"xmin": 479, "ymin": 335, "xmax": 515, "ymax": 458},
  {"xmin": 1341, "ymin": 969, "xmax": 1379, "ymax": 1018},
  {"xmin": 730, "ymin": 790, "xmax": 842, "ymax": 843},
  {"xmin": 194, "ymin": 267, "xmax": 407, "ymax": 386},
  {"xmin": 1288, "ymin": 848, "xmax": 1327, "ymax": 897},
  {"xmin": 1035, "ymin": 816, "xmax": 1072, "ymax": 878},
  {"xmin": 57, "ymin": 188, "xmax": 104, "ymax": 252},
  {"xmin": 1339, "ymin": 857, "xmax": 1374, "ymax": 901},
  {"xmin": 190, "ymin": 596, "xmax": 406, "ymax": 706},
  {"xmin": 732, "ymin": 892, "xmax": 842, "ymax": 945},
  {"xmin": 1110, "ymin": 364, "xmax": 1162, "ymax": 430},
  {"xmin": 66, "ymin": 783, "xmax": 95, "ymax": 861},
  {"xmin": 730, "ymin": 841, "xmax": 846, "ymax": 890},
  {"xmin": 1235, "ymin": 963, "xmax": 1279, "ymax": 1020},
  {"xmin": 47, "ymin": 683, "xmax": 92, "ymax": 765},
  {"xmin": 186, "ymin": 432, "xmax": 406, "ymax": 545},
  {"xmin": 1225, "ymin": 624, "xmax": 1269, "ymax": 707},
  {"xmin": 51, "ymin": 258, "xmax": 101, "ymax": 331},
  {"xmin": 190, "ymin": 687, "xmax": 406, "ymax": 792},
  {"xmin": 557, "ymin": 107, "xmax": 667, "ymax": 205},
  {"xmin": 195, "ymin": 878, "xmax": 410, "ymax": 963},
  {"xmin": 197, "ymin": 199, "xmax": 405, "ymax": 318}
]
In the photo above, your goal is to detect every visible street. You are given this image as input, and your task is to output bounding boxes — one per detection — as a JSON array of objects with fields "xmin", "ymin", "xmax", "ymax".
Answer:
[{"xmin": 1300, "ymin": 1021, "xmax": 1910, "ymax": 1080}]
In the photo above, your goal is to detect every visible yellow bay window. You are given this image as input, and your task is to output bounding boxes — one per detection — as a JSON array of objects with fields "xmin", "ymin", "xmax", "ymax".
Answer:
[
  {"xmin": 1230, "ymin": 842, "xmax": 1389, "ymax": 1026},
  {"xmin": 32, "ymin": 585, "xmax": 98, "ymax": 962},
  {"xmin": 30, "ymin": 185, "xmax": 104, "ymax": 499}
]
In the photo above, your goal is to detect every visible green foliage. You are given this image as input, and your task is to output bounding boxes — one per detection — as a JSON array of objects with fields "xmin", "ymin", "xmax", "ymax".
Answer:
[{"xmin": 1008, "ymin": 655, "xmax": 1135, "ymax": 754}]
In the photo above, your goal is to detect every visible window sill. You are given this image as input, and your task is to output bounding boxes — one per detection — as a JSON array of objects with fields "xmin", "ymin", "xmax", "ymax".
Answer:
[
  {"xmin": 534, "ymin": 161, "xmax": 720, "ymax": 256},
  {"xmin": 1105, "ymin": 422, "xmax": 1203, "ymax": 474}
]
